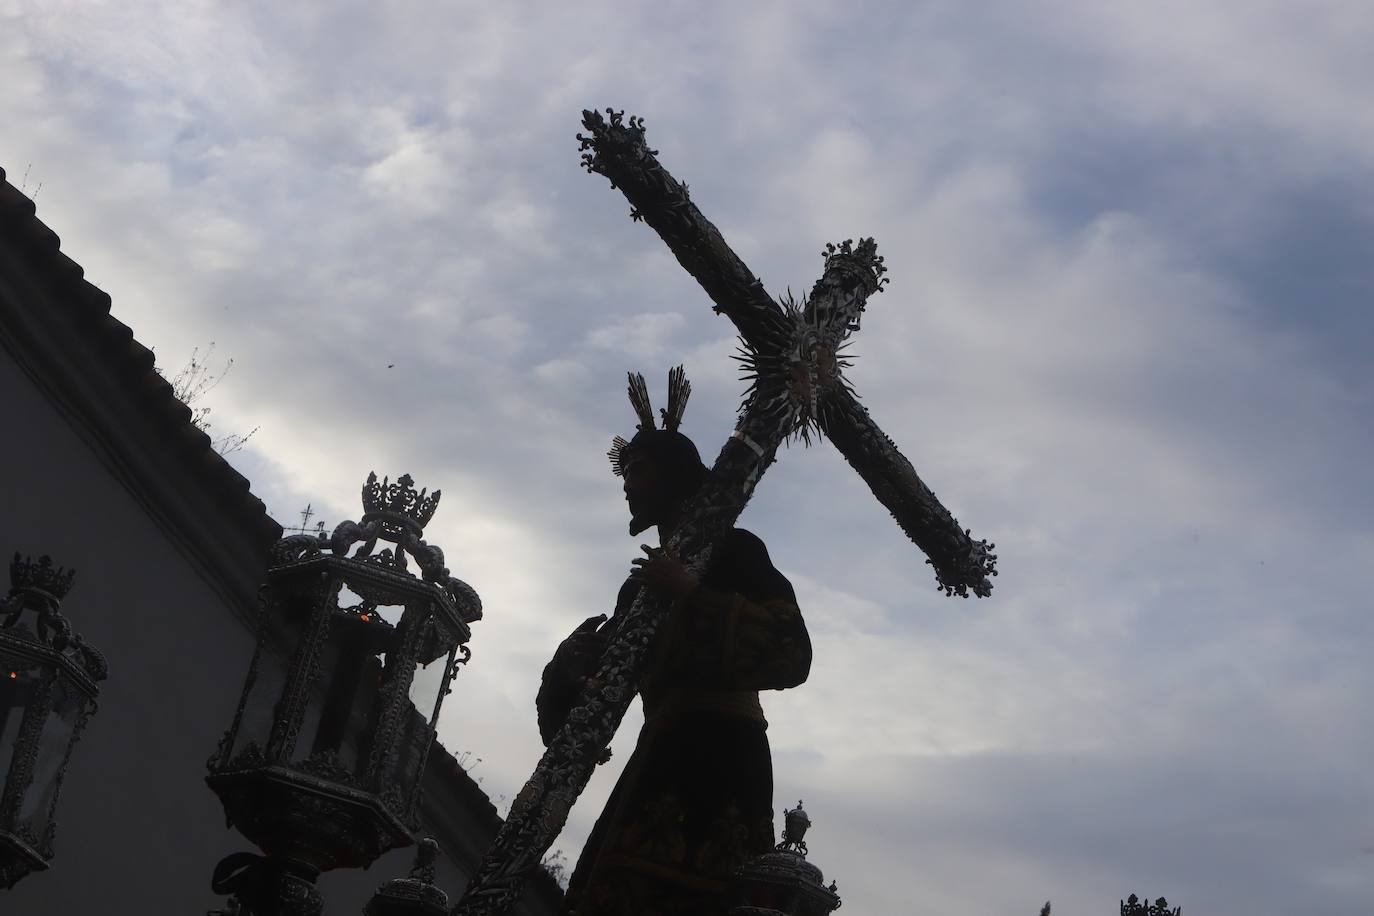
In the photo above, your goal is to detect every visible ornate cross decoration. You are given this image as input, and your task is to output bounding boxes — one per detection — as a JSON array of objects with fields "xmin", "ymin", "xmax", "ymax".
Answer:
[{"xmin": 452, "ymin": 110, "xmax": 997, "ymax": 914}]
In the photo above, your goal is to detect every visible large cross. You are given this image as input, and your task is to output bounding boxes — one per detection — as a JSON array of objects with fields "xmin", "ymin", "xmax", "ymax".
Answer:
[{"xmin": 452, "ymin": 110, "xmax": 997, "ymax": 915}]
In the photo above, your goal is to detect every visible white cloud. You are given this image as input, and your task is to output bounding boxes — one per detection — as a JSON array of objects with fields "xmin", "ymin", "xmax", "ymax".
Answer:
[
  {"xmin": 362, "ymin": 125, "xmax": 469, "ymax": 214},
  {"xmin": 583, "ymin": 311, "xmax": 688, "ymax": 360},
  {"xmin": 1057, "ymin": 2, "xmax": 1374, "ymax": 161}
]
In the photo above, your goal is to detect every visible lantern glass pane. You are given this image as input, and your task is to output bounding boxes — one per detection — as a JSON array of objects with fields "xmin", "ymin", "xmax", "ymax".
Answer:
[
  {"xmin": 386, "ymin": 626, "xmax": 451, "ymax": 795},
  {"xmin": 18, "ymin": 674, "xmax": 83, "ymax": 832},
  {"xmin": 0, "ymin": 653, "xmax": 38, "ymax": 805},
  {"xmin": 409, "ymin": 647, "xmax": 449, "ymax": 725},
  {"xmin": 226, "ymin": 641, "xmax": 290, "ymax": 764},
  {"xmin": 292, "ymin": 610, "xmax": 386, "ymax": 778}
]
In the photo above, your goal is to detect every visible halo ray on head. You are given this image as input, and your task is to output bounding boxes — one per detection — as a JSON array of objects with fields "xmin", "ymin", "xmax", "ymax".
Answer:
[
  {"xmin": 660, "ymin": 364, "xmax": 690, "ymax": 432},
  {"xmin": 608, "ymin": 365, "xmax": 696, "ymax": 478},
  {"xmin": 627, "ymin": 372, "xmax": 655, "ymax": 432}
]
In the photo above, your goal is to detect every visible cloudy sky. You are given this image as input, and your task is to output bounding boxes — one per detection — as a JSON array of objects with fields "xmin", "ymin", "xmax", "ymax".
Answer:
[{"xmin": 4, "ymin": 1, "xmax": 1373, "ymax": 912}]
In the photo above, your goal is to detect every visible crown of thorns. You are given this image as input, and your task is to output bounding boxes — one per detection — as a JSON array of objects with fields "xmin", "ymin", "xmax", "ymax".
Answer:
[{"xmin": 607, "ymin": 365, "xmax": 691, "ymax": 477}]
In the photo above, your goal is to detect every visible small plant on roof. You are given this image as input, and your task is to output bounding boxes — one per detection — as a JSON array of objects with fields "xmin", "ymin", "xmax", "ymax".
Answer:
[{"xmin": 153, "ymin": 341, "xmax": 260, "ymax": 455}]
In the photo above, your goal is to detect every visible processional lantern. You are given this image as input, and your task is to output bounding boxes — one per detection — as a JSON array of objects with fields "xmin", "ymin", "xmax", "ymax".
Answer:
[
  {"xmin": 0, "ymin": 553, "xmax": 106, "ymax": 890},
  {"xmin": 206, "ymin": 473, "xmax": 481, "ymax": 915},
  {"xmin": 730, "ymin": 801, "xmax": 842, "ymax": 916}
]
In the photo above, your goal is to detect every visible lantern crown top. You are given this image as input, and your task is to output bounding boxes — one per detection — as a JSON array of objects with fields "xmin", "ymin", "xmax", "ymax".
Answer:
[
  {"xmin": 1, "ymin": 551, "xmax": 106, "ymax": 689},
  {"xmin": 267, "ymin": 473, "xmax": 482, "ymax": 625},
  {"xmin": 8, "ymin": 553, "xmax": 76, "ymax": 604},
  {"xmin": 361, "ymin": 472, "xmax": 441, "ymax": 535}
]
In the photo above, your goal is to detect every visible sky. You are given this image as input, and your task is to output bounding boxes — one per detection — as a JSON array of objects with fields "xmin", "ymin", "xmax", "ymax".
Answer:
[{"xmin": 3, "ymin": 1, "xmax": 1373, "ymax": 913}]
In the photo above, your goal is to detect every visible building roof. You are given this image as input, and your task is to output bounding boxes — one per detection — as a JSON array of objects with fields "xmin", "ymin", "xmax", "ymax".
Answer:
[
  {"xmin": 0, "ymin": 164, "xmax": 280, "ymax": 557},
  {"xmin": 0, "ymin": 164, "xmax": 563, "ymax": 909}
]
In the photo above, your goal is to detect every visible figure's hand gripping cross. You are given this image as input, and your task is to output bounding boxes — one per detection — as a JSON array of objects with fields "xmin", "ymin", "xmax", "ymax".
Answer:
[{"xmin": 451, "ymin": 110, "xmax": 996, "ymax": 915}]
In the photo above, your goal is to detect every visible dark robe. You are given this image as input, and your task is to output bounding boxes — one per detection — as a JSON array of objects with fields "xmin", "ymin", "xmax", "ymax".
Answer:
[{"xmin": 536, "ymin": 529, "xmax": 811, "ymax": 916}]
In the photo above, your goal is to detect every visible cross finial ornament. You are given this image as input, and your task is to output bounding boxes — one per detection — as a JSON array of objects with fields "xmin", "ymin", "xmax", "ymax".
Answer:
[{"xmin": 452, "ymin": 111, "xmax": 996, "ymax": 914}]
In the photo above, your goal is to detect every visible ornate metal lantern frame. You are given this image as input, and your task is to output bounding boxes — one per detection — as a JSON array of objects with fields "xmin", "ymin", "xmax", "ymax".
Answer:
[
  {"xmin": 0, "ymin": 554, "xmax": 106, "ymax": 890},
  {"xmin": 206, "ymin": 473, "xmax": 480, "ymax": 914}
]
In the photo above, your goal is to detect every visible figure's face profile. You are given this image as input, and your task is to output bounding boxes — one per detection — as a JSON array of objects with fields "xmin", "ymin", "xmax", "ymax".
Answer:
[{"xmin": 623, "ymin": 455, "xmax": 669, "ymax": 536}]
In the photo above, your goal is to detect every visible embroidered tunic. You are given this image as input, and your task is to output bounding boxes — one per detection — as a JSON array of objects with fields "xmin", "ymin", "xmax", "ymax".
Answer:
[{"xmin": 536, "ymin": 529, "xmax": 811, "ymax": 916}]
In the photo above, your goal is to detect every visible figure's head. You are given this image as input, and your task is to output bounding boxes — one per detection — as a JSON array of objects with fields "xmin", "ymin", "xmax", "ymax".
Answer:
[
  {"xmin": 620, "ymin": 428, "xmax": 709, "ymax": 535},
  {"xmin": 609, "ymin": 366, "xmax": 707, "ymax": 536}
]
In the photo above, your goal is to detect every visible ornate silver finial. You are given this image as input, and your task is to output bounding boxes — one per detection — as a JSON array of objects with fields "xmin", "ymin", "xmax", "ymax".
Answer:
[
  {"xmin": 363, "ymin": 837, "xmax": 449, "ymax": 916},
  {"xmin": 778, "ymin": 800, "xmax": 812, "ymax": 855},
  {"xmin": 410, "ymin": 837, "xmax": 439, "ymax": 884},
  {"xmin": 731, "ymin": 798, "xmax": 840, "ymax": 914}
]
